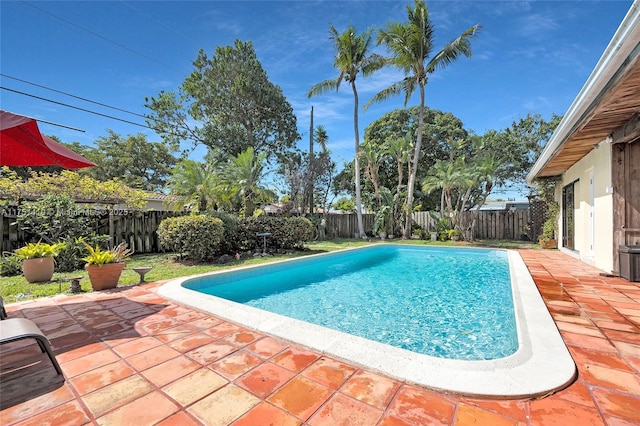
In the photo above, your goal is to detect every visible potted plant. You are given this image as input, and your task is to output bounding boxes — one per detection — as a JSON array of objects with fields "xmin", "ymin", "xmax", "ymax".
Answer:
[
  {"xmin": 83, "ymin": 242, "xmax": 133, "ymax": 291},
  {"xmin": 539, "ymin": 200, "xmax": 559, "ymax": 249},
  {"xmin": 373, "ymin": 205, "xmax": 391, "ymax": 239},
  {"xmin": 447, "ymin": 229, "xmax": 462, "ymax": 241},
  {"xmin": 536, "ymin": 177, "xmax": 560, "ymax": 250},
  {"xmin": 14, "ymin": 241, "xmax": 66, "ymax": 283}
]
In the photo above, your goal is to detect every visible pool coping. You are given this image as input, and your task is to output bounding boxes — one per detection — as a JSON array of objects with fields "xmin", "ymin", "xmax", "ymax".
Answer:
[{"xmin": 158, "ymin": 245, "xmax": 577, "ymax": 398}]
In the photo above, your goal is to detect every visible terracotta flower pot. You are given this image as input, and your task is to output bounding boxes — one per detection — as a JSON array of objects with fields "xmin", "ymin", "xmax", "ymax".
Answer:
[
  {"xmin": 22, "ymin": 257, "xmax": 55, "ymax": 283},
  {"xmin": 539, "ymin": 239, "xmax": 558, "ymax": 249},
  {"xmin": 85, "ymin": 263, "xmax": 125, "ymax": 291}
]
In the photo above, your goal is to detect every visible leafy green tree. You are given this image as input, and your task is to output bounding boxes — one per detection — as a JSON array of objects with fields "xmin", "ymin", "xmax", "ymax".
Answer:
[
  {"xmin": 145, "ymin": 40, "xmax": 300, "ymax": 161},
  {"xmin": 366, "ymin": 0, "xmax": 480, "ymax": 238},
  {"xmin": 333, "ymin": 197, "xmax": 355, "ymax": 213},
  {"xmin": 220, "ymin": 147, "xmax": 275, "ymax": 217},
  {"xmin": 362, "ymin": 106, "xmax": 466, "ymax": 211},
  {"xmin": 480, "ymin": 113, "xmax": 562, "ymax": 193},
  {"xmin": 308, "ymin": 24, "xmax": 385, "ymax": 239},
  {"xmin": 73, "ymin": 130, "xmax": 177, "ymax": 191}
]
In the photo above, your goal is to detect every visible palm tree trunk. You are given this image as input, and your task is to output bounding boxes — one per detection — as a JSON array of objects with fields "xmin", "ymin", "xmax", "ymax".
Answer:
[
  {"xmin": 403, "ymin": 84, "xmax": 426, "ymax": 239},
  {"xmin": 352, "ymin": 82, "xmax": 366, "ymax": 239}
]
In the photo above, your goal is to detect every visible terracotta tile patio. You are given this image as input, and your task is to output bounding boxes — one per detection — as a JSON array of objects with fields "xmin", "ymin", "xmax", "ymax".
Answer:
[{"xmin": 1, "ymin": 249, "xmax": 639, "ymax": 425}]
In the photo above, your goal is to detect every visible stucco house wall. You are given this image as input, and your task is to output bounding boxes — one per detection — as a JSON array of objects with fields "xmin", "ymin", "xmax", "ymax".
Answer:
[{"xmin": 560, "ymin": 141, "xmax": 614, "ymax": 272}]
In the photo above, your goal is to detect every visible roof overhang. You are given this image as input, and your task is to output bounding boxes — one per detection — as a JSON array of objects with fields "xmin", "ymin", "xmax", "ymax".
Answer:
[{"xmin": 527, "ymin": 1, "xmax": 640, "ymax": 184}]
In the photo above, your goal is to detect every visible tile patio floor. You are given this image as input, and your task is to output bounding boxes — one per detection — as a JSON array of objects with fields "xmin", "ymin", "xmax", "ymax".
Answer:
[{"xmin": 1, "ymin": 249, "xmax": 639, "ymax": 425}]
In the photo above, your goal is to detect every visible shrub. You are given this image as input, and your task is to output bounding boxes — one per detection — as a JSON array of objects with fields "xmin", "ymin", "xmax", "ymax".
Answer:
[
  {"xmin": 15, "ymin": 194, "xmax": 93, "ymax": 243},
  {"xmin": 0, "ymin": 253, "xmax": 22, "ymax": 276},
  {"xmin": 14, "ymin": 194, "xmax": 109, "ymax": 271},
  {"xmin": 157, "ymin": 215, "xmax": 224, "ymax": 261},
  {"xmin": 56, "ymin": 234, "xmax": 110, "ymax": 272},
  {"xmin": 238, "ymin": 216, "xmax": 314, "ymax": 251},
  {"xmin": 208, "ymin": 211, "xmax": 240, "ymax": 254}
]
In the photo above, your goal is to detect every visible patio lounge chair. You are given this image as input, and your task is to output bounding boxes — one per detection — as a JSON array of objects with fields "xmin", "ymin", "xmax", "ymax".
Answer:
[
  {"xmin": 0, "ymin": 318, "xmax": 63, "ymax": 376},
  {"xmin": 0, "ymin": 296, "xmax": 7, "ymax": 319}
]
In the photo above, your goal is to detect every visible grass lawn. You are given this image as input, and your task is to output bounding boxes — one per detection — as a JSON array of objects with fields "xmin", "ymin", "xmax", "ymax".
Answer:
[{"xmin": 0, "ymin": 238, "xmax": 536, "ymax": 304}]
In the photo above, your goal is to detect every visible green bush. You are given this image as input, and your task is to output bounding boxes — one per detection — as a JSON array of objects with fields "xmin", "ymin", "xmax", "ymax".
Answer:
[
  {"xmin": 157, "ymin": 215, "xmax": 224, "ymax": 261},
  {"xmin": 56, "ymin": 234, "xmax": 110, "ymax": 272},
  {"xmin": 0, "ymin": 253, "xmax": 22, "ymax": 276},
  {"xmin": 238, "ymin": 216, "xmax": 314, "ymax": 251},
  {"xmin": 14, "ymin": 194, "xmax": 108, "ymax": 271},
  {"xmin": 15, "ymin": 194, "xmax": 93, "ymax": 243},
  {"xmin": 208, "ymin": 211, "xmax": 240, "ymax": 254}
]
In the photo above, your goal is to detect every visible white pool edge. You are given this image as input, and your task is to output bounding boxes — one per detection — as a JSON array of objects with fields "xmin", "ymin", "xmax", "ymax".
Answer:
[{"xmin": 158, "ymin": 246, "xmax": 576, "ymax": 398}]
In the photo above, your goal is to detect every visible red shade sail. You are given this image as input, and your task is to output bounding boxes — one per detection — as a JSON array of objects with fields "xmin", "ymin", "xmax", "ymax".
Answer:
[{"xmin": 0, "ymin": 110, "xmax": 96, "ymax": 169}]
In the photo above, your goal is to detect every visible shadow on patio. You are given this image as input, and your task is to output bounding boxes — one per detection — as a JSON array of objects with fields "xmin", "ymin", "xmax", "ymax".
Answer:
[
  {"xmin": 0, "ymin": 251, "xmax": 639, "ymax": 425},
  {"xmin": 1, "ymin": 287, "xmax": 168, "ymax": 411}
]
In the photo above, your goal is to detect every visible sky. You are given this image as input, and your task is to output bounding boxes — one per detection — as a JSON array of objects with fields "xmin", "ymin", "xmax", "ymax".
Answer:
[{"xmin": 0, "ymin": 0, "xmax": 635, "ymax": 199}]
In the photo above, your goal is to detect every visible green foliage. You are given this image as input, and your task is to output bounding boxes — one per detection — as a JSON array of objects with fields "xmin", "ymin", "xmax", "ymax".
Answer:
[
  {"xmin": 480, "ymin": 113, "xmax": 562, "ymax": 192},
  {"xmin": 366, "ymin": 0, "xmax": 480, "ymax": 238},
  {"xmin": 447, "ymin": 229, "xmax": 462, "ymax": 240},
  {"xmin": 333, "ymin": 197, "xmax": 355, "ymax": 213},
  {"xmin": 373, "ymin": 205, "xmax": 391, "ymax": 234},
  {"xmin": 0, "ymin": 169, "xmax": 147, "ymax": 208},
  {"xmin": 14, "ymin": 241, "xmax": 66, "ymax": 259},
  {"xmin": 538, "ymin": 177, "xmax": 561, "ymax": 242},
  {"xmin": 74, "ymin": 131, "xmax": 178, "ymax": 191},
  {"xmin": 157, "ymin": 215, "xmax": 224, "ymax": 261},
  {"xmin": 82, "ymin": 244, "xmax": 116, "ymax": 265},
  {"xmin": 220, "ymin": 147, "xmax": 276, "ymax": 217},
  {"xmin": 167, "ymin": 159, "xmax": 224, "ymax": 212},
  {"xmin": 145, "ymin": 40, "xmax": 299, "ymax": 161},
  {"xmin": 0, "ymin": 253, "xmax": 22, "ymax": 276},
  {"xmin": 82, "ymin": 242, "xmax": 133, "ymax": 265},
  {"xmin": 237, "ymin": 216, "xmax": 315, "ymax": 251},
  {"xmin": 208, "ymin": 211, "xmax": 239, "ymax": 254},
  {"xmin": 56, "ymin": 234, "xmax": 109, "ymax": 272},
  {"xmin": 15, "ymin": 194, "xmax": 94, "ymax": 243}
]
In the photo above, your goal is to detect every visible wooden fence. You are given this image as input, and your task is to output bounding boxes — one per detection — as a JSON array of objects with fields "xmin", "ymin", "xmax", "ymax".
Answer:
[
  {"xmin": 327, "ymin": 210, "xmax": 531, "ymax": 241},
  {"xmin": 1, "ymin": 208, "xmax": 180, "ymax": 254},
  {"xmin": 1, "ymin": 207, "xmax": 532, "ymax": 254}
]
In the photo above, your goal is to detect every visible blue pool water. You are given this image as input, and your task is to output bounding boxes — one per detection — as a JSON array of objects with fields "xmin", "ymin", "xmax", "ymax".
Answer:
[{"xmin": 184, "ymin": 245, "xmax": 518, "ymax": 360}]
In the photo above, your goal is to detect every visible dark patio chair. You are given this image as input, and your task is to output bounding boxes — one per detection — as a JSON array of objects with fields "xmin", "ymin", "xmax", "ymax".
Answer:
[
  {"xmin": 0, "ymin": 318, "xmax": 64, "ymax": 376},
  {"xmin": 0, "ymin": 296, "xmax": 7, "ymax": 319}
]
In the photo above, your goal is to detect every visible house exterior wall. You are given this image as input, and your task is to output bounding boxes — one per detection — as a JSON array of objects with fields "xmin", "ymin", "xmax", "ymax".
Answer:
[{"xmin": 561, "ymin": 143, "xmax": 614, "ymax": 273}]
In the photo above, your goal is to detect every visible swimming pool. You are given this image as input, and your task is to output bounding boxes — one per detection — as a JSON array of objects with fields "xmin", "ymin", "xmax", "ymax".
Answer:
[
  {"xmin": 159, "ymin": 244, "xmax": 576, "ymax": 398},
  {"xmin": 184, "ymin": 245, "xmax": 517, "ymax": 361}
]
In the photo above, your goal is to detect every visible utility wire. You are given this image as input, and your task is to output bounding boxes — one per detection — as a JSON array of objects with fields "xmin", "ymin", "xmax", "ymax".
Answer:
[
  {"xmin": 118, "ymin": 0, "xmax": 194, "ymax": 42},
  {"xmin": 2, "ymin": 87, "xmax": 152, "ymax": 130},
  {"xmin": 1, "ymin": 86, "xmax": 201, "ymax": 143},
  {"xmin": 20, "ymin": 0, "xmax": 182, "ymax": 74},
  {"xmin": 1, "ymin": 73, "xmax": 148, "ymax": 120}
]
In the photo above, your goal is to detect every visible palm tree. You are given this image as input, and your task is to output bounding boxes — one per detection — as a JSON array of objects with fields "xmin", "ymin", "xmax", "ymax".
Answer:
[
  {"xmin": 365, "ymin": 0, "xmax": 480, "ymax": 239},
  {"xmin": 314, "ymin": 125, "xmax": 329, "ymax": 153},
  {"xmin": 421, "ymin": 157, "xmax": 472, "ymax": 219},
  {"xmin": 221, "ymin": 147, "xmax": 275, "ymax": 217},
  {"xmin": 167, "ymin": 159, "xmax": 222, "ymax": 212},
  {"xmin": 360, "ymin": 140, "xmax": 384, "ymax": 207},
  {"xmin": 308, "ymin": 24, "xmax": 385, "ymax": 238}
]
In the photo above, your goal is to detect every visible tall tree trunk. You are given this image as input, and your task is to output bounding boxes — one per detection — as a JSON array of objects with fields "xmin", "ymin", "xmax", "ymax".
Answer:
[
  {"xmin": 309, "ymin": 106, "xmax": 314, "ymax": 214},
  {"xmin": 352, "ymin": 82, "xmax": 366, "ymax": 239},
  {"xmin": 403, "ymin": 85, "xmax": 426, "ymax": 239}
]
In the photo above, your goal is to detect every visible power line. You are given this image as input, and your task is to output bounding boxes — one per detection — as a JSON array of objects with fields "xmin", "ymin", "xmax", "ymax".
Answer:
[
  {"xmin": 1, "ymin": 86, "xmax": 152, "ymax": 130},
  {"xmin": 118, "ymin": 0, "xmax": 194, "ymax": 42},
  {"xmin": 1, "ymin": 86, "xmax": 202, "ymax": 143},
  {"xmin": 19, "ymin": 0, "xmax": 181, "ymax": 74},
  {"xmin": 1, "ymin": 73, "xmax": 148, "ymax": 120}
]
